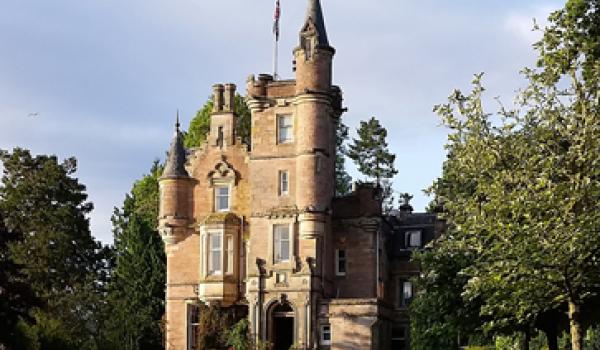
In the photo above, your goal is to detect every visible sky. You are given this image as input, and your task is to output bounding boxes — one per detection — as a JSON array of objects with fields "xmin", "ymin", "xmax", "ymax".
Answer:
[{"xmin": 0, "ymin": 0, "xmax": 563, "ymax": 244}]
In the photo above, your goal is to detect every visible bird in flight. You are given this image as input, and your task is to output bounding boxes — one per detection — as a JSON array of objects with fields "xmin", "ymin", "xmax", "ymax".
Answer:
[{"xmin": 27, "ymin": 112, "xmax": 39, "ymax": 117}]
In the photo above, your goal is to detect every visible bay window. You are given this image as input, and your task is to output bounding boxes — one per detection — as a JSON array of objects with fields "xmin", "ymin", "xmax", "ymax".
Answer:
[{"xmin": 208, "ymin": 233, "xmax": 222, "ymax": 275}]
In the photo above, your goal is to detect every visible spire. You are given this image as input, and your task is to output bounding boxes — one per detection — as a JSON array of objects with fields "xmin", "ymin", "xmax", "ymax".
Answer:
[
  {"xmin": 302, "ymin": 0, "xmax": 329, "ymax": 47},
  {"xmin": 162, "ymin": 112, "xmax": 189, "ymax": 178}
]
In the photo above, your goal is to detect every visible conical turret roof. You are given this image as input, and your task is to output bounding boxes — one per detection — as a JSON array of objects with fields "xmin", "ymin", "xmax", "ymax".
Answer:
[
  {"xmin": 162, "ymin": 114, "xmax": 189, "ymax": 178},
  {"xmin": 302, "ymin": 0, "xmax": 329, "ymax": 46}
]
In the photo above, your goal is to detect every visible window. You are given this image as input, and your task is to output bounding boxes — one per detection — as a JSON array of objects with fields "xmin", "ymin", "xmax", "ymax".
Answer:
[
  {"xmin": 277, "ymin": 115, "xmax": 293, "ymax": 144},
  {"xmin": 275, "ymin": 272, "xmax": 287, "ymax": 284},
  {"xmin": 391, "ymin": 327, "xmax": 407, "ymax": 350},
  {"xmin": 215, "ymin": 185, "xmax": 230, "ymax": 212},
  {"xmin": 400, "ymin": 280, "xmax": 413, "ymax": 306},
  {"xmin": 316, "ymin": 156, "xmax": 322, "ymax": 173},
  {"xmin": 335, "ymin": 249, "xmax": 346, "ymax": 276},
  {"xmin": 187, "ymin": 304, "xmax": 200, "ymax": 350},
  {"xmin": 279, "ymin": 170, "xmax": 289, "ymax": 196},
  {"xmin": 320, "ymin": 324, "xmax": 331, "ymax": 345},
  {"xmin": 208, "ymin": 233, "xmax": 222, "ymax": 274},
  {"xmin": 274, "ymin": 225, "xmax": 290, "ymax": 263},
  {"xmin": 405, "ymin": 230, "xmax": 422, "ymax": 249},
  {"xmin": 225, "ymin": 235, "xmax": 233, "ymax": 274}
]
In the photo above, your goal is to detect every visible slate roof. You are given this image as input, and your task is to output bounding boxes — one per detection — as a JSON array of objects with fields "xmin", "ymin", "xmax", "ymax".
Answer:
[
  {"xmin": 303, "ymin": 0, "xmax": 329, "ymax": 47},
  {"xmin": 162, "ymin": 118, "xmax": 189, "ymax": 178}
]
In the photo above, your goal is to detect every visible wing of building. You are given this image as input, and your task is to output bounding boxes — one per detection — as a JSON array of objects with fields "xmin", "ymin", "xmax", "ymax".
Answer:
[{"xmin": 157, "ymin": 1, "xmax": 443, "ymax": 349}]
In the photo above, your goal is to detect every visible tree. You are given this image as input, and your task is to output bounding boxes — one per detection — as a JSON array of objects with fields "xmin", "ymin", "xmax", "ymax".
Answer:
[
  {"xmin": 185, "ymin": 94, "xmax": 251, "ymax": 148},
  {"xmin": 104, "ymin": 162, "xmax": 166, "ymax": 350},
  {"xmin": 417, "ymin": 1, "xmax": 600, "ymax": 349},
  {"xmin": 0, "ymin": 211, "xmax": 39, "ymax": 349},
  {"xmin": 0, "ymin": 148, "xmax": 110, "ymax": 350},
  {"xmin": 194, "ymin": 303, "xmax": 235, "ymax": 349},
  {"xmin": 410, "ymin": 238, "xmax": 486, "ymax": 350},
  {"xmin": 334, "ymin": 119, "xmax": 352, "ymax": 196},
  {"xmin": 347, "ymin": 117, "xmax": 398, "ymax": 186},
  {"xmin": 226, "ymin": 319, "xmax": 252, "ymax": 350}
]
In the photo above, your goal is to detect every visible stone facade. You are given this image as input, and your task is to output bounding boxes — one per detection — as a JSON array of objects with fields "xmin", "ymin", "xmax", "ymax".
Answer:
[{"xmin": 157, "ymin": 1, "xmax": 442, "ymax": 349}]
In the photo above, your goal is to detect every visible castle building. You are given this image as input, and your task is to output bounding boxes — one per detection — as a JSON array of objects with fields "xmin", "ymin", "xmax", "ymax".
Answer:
[{"xmin": 158, "ymin": 1, "xmax": 441, "ymax": 349}]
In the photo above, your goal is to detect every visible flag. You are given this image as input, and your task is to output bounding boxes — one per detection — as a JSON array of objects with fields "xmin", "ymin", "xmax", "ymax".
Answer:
[{"xmin": 273, "ymin": 0, "xmax": 281, "ymax": 41}]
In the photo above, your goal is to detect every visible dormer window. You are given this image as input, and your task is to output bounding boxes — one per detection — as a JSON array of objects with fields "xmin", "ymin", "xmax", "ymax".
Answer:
[
  {"xmin": 277, "ymin": 115, "xmax": 293, "ymax": 144},
  {"xmin": 215, "ymin": 185, "xmax": 230, "ymax": 212},
  {"xmin": 405, "ymin": 230, "xmax": 422, "ymax": 249}
]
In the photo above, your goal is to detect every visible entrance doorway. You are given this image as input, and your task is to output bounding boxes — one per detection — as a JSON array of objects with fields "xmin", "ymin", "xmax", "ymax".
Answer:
[{"xmin": 271, "ymin": 303, "xmax": 294, "ymax": 350}]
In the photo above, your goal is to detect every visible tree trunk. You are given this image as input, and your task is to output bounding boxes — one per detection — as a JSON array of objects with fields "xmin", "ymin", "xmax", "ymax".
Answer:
[
  {"xmin": 544, "ymin": 325, "xmax": 559, "ymax": 350},
  {"xmin": 521, "ymin": 328, "xmax": 530, "ymax": 350},
  {"xmin": 569, "ymin": 300, "xmax": 584, "ymax": 350}
]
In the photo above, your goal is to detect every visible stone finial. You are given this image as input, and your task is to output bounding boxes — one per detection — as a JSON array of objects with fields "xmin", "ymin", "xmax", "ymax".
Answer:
[{"xmin": 399, "ymin": 193, "xmax": 414, "ymax": 213}]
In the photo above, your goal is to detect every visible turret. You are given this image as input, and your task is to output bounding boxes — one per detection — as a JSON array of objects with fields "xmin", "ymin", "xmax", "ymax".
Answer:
[
  {"xmin": 294, "ymin": 0, "xmax": 334, "ymax": 93},
  {"xmin": 158, "ymin": 115, "xmax": 193, "ymax": 244},
  {"xmin": 293, "ymin": 0, "xmax": 337, "ymax": 214}
]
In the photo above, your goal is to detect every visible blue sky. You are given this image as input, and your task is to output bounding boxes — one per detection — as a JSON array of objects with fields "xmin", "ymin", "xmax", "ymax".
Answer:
[{"xmin": 0, "ymin": 0, "xmax": 562, "ymax": 244}]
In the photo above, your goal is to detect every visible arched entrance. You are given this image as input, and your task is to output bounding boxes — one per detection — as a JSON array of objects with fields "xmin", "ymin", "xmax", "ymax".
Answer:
[{"xmin": 269, "ymin": 302, "xmax": 295, "ymax": 350}]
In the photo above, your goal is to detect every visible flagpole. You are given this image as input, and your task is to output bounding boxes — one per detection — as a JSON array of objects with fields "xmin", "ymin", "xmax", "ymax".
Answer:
[
  {"xmin": 273, "ymin": 0, "xmax": 280, "ymax": 80},
  {"xmin": 273, "ymin": 35, "xmax": 279, "ymax": 80}
]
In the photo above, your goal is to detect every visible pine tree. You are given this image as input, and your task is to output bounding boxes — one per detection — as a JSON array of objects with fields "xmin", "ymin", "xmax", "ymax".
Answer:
[
  {"xmin": 334, "ymin": 120, "xmax": 352, "ymax": 196},
  {"xmin": 347, "ymin": 117, "xmax": 398, "ymax": 209},
  {"xmin": 0, "ymin": 210, "xmax": 39, "ymax": 349},
  {"xmin": 0, "ymin": 148, "xmax": 109, "ymax": 350},
  {"xmin": 347, "ymin": 117, "xmax": 398, "ymax": 186},
  {"xmin": 104, "ymin": 162, "xmax": 166, "ymax": 350}
]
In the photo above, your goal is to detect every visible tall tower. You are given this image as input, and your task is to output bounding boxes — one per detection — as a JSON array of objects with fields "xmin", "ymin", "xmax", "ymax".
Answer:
[{"xmin": 245, "ymin": 0, "xmax": 344, "ymax": 348}]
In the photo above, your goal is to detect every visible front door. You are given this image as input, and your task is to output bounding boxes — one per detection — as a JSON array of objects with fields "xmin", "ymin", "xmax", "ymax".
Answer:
[{"xmin": 271, "ymin": 303, "xmax": 294, "ymax": 350}]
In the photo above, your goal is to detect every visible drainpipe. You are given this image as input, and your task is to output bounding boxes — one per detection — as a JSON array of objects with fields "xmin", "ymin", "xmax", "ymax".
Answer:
[
  {"xmin": 256, "ymin": 259, "xmax": 264, "ymax": 344},
  {"xmin": 239, "ymin": 216, "xmax": 244, "ymax": 298},
  {"xmin": 376, "ymin": 222, "xmax": 380, "ymax": 298}
]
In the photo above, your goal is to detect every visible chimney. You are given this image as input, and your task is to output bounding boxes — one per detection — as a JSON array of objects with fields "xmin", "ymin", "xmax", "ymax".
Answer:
[
  {"xmin": 212, "ymin": 84, "xmax": 224, "ymax": 112},
  {"xmin": 224, "ymin": 83, "xmax": 236, "ymax": 112}
]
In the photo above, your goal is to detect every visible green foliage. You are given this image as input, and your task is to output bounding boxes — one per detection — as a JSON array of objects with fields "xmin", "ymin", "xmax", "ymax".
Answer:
[
  {"xmin": 104, "ymin": 161, "xmax": 165, "ymax": 350},
  {"xmin": 185, "ymin": 94, "xmax": 251, "ymax": 148},
  {"xmin": 347, "ymin": 117, "xmax": 398, "ymax": 185},
  {"xmin": 0, "ymin": 148, "xmax": 110, "ymax": 350},
  {"xmin": 235, "ymin": 94, "xmax": 252, "ymax": 147},
  {"xmin": 335, "ymin": 119, "xmax": 352, "ymax": 196},
  {"xmin": 195, "ymin": 303, "xmax": 235, "ymax": 350},
  {"xmin": 185, "ymin": 99, "xmax": 212, "ymax": 148},
  {"xmin": 0, "ymin": 211, "xmax": 38, "ymax": 349},
  {"xmin": 585, "ymin": 326, "xmax": 600, "ymax": 350},
  {"xmin": 416, "ymin": 2, "xmax": 599, "ymax": 349},
  {"xmin": 226, "ymin": 318, "xmax": 252, "ymax": 350},
  {"xmin": 410, "ymin": 240, "xmax": 485, "ymax": 350}
]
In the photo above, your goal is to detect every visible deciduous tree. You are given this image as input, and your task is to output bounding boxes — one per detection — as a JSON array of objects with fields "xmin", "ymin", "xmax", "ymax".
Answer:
[{"xmin": 185, "ymin": 94, "xmax": 251, "ymax": 148}]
